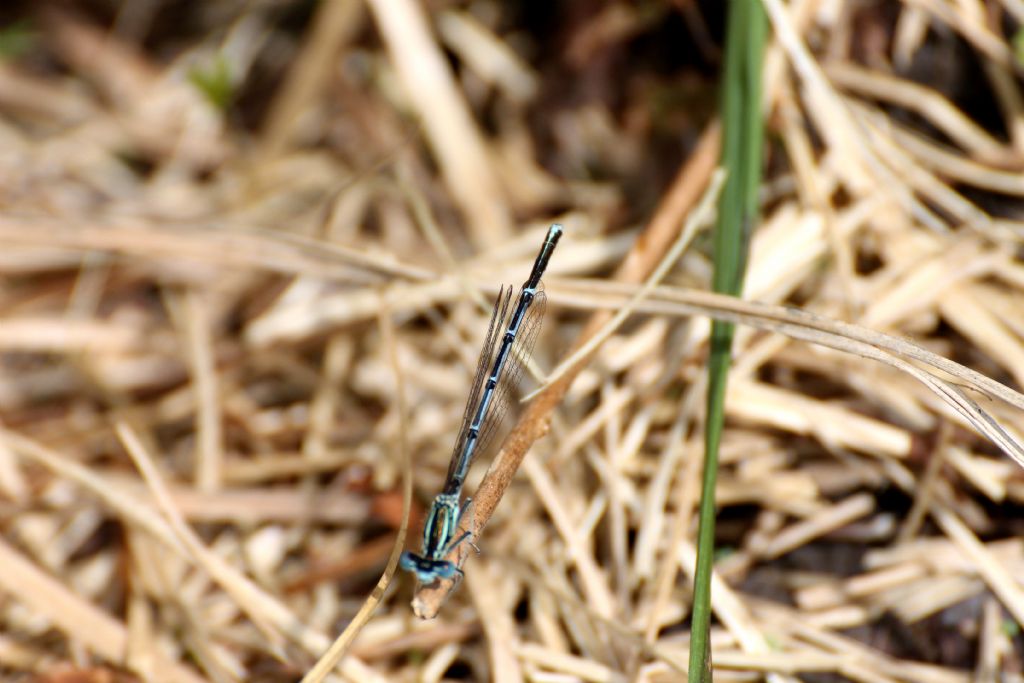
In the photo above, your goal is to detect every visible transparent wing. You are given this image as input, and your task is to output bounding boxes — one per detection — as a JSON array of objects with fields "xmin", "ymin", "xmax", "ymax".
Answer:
[
  {"xmin": 443, "ymin": 286, "xmax": 513, "ymax": 487},
  {"xmin": 473, "ymin": 286, "xmax": 545, "ymax": 466}
]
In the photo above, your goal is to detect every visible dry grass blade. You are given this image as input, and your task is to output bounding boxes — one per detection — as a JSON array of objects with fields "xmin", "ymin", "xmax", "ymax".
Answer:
[
  {"xmin": 824, "ymin": 62, "xmax": 1007, "ymax": 160},
  {"xmin": 552, "ymin": 283, "xmax": 1024, "ymax": 466},
  {"xmin": 115, "ymin": 420, "xmax": 288, "ymax": 655},
  {"xmin": 0, "ymin": 428, "xmax": 332, "ymax": 656},
  {"xmin": 301, "ymin": 301, "xmax": 412, "ymax": 681},
  {"xmin": 0, "ymin": 217, "xmax": 434, "ymax": 281},
  {"xmin": 365, "ymin": 0, "xmax": 510, "ymax": 244},
  {"xmin": 0, "ymin": 536, "xmax": 207, "ymax": 683}
]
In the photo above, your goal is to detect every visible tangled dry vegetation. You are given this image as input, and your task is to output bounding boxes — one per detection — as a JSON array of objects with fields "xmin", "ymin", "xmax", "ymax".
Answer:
[{"xmin": 2, "ymin": 1, "xmax": 1024, "ymax": 682}]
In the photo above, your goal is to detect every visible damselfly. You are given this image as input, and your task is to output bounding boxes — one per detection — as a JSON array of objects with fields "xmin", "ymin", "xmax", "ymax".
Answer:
[{"xmin": 400, "ymin": 224, "xmax": 563, "ymax": 583}]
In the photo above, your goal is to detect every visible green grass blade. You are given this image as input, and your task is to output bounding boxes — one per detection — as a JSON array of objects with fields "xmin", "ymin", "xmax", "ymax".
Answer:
[{"xmin": 688, "ymin": 1, "xmax": 767, "ymax": 681}]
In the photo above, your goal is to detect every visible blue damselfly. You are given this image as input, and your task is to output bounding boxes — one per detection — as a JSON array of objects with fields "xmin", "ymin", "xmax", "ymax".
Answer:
[{"xmin": 400, "ymin": 224, "xmax": 562, "ymax": 583}]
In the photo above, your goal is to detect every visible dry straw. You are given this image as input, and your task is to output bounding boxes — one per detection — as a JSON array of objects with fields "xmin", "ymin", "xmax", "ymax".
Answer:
[{"xmin": 1, "ymin": 2, "xmax": 1023, "ymax": 682}]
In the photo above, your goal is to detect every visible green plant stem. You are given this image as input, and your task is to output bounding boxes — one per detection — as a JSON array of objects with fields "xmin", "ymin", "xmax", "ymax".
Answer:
[{"xmin": 688, "ymin": 1, "xmax": 767, "ymax": 681}]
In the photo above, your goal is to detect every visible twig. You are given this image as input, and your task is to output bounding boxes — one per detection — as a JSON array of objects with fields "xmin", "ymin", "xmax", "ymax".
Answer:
[{"xmin": 301, "ymin": 295, "xmax": 414, "ymax": 681}]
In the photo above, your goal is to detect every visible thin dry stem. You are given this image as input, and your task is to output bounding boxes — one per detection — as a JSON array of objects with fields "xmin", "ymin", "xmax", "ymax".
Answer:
[{"xmin": 301, "ymin": 300, "xmax": 413, "ymax": 682}]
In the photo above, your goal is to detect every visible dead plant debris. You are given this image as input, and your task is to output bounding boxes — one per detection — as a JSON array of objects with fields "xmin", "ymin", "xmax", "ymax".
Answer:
[{"xmin": 0, "ymin": 2, "xmax": 1023, "ymax": 682}]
